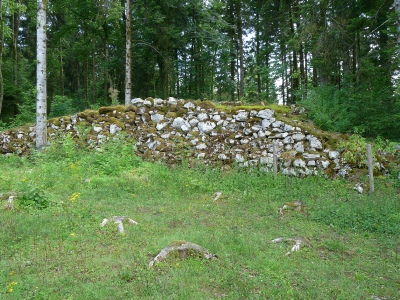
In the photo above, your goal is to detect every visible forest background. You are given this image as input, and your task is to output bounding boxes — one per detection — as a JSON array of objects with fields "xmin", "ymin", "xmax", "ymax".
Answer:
[{"xmin": 0, "ymin": 0, "xmax": 399, "ymax": 140}]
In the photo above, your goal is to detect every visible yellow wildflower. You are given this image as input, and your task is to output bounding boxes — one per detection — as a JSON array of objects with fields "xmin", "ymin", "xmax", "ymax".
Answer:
[
  {"xmin": 7, "ymin": 281, "xmax": 17, "ymax": 293},
  {"xmin": 70, "ymin": 232, "xmax": 75, "ymax": 237},
  {"xmin": 70, "ymin": 192, "xmax": 81, "ymax": 202}
]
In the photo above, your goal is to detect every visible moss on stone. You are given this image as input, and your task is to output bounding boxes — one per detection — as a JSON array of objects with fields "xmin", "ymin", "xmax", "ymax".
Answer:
[
  {"xmin": 108, "ymin": 117, "xmax": 125, "ymax": 129},
  {"xmin": 166, "ymin": 112, "xmax": 177, "ymax": 119},
  {"xmin": 195, "ymin": 100, "xmax": 216, "ymax": 110},
  {"xmin": 99, "ymin": 105, "xmax": 126, "ymax": 115},
  {"xmin": 48, "ymin": 118, "xmax": 61, "ymax": 126},
  {"xmin": 281, "ymin": 150, "xmax": 297, "ymax": 161},
  {"xmin": 125, "ymin": 105, "xmax": 137, "ymax": 112},
  {"xmin": 175, "ymin": 109, "xmax": 187, "ymax": 117}
]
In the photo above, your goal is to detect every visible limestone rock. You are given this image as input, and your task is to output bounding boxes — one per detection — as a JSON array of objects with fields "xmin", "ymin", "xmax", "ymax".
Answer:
[
  {"xmin": 149, "ymin": 241, "xmax": 217, "ymax": 268},
  {"xmin": 198, "ymin": 121, "xmax": 216, "ymax": 134},
  {"xmin": 233, "ymin": 110, "xmax": 249, "ymax": 121}
]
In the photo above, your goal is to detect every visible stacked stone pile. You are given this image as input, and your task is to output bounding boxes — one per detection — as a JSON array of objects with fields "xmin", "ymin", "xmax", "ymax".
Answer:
[{"xmin": 0, "ymin": 97, "xmax": 351, "ymax": 177}]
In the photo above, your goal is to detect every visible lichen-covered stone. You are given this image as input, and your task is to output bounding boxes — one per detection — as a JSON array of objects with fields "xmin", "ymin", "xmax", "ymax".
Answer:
[{"xmin": 1, "ymin": 99, "xmax": 385, "ymax": 178}]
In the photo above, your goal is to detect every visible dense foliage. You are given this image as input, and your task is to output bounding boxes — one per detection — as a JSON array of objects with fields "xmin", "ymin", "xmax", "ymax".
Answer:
[{"xmin": 0, "ymin": 0, "xmax": 399, "ymax": 138}]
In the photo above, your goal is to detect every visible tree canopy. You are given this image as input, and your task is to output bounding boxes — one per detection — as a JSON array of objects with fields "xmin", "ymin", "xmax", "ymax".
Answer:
[{"xmin": 0, "ymin": 0, "xmax": 399, "ymax": 139}]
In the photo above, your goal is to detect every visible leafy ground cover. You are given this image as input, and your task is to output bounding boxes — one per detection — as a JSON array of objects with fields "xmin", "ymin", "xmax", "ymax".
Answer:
[{"xmin": 0, "ymin": 135, "xmax": 399, "ymax": 299}]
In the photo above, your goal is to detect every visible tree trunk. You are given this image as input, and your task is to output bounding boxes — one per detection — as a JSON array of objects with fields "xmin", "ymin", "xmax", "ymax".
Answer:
[
  {"xmin": 125, "ymin": 0, "xmax": 132, "ymax": 105},
  {"xmin": 235, "ymin": 0, "xmax": 244, "ymax": 100},
  {"xmin": 60, "ymin": 45, "xmax": 64, "ymax": 96},
  {"xmin": 36, "ymin": 0, "xmax": 47, "ymax": 150},
  {"xmin": 0, "ymin": 0, "xmax": 4, "ymax": 117},
  {"xmin": 255, "ymin": 15, "xmax": 261, "ymax": 98},
  {"xmin": 92, "ymin": 33, "xmax": 97, "ymax": 105},
  {"xmin": 396, "ymin": 0, "xmax": 400, "ymax": 53},
  {"xmin": 12, "ymin": 0, "xmax": 21, "ymax": 87},
  {"xmin": 228, "ymin": 0, "xmax": 236, "ymax": 101}
]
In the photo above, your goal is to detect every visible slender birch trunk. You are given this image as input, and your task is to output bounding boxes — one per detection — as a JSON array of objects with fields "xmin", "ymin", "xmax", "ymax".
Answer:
[
  {"xmin": 36, "ymin": 0, "xmax": 47, "ymax": 150},
  {"xmin": 125, "ymin": 0, "xmax": 132, "ymax": 105}
]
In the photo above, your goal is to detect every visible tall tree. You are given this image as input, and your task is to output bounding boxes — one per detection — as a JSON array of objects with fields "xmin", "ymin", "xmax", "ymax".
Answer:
[
  {"xmin": 396, "ymin": 0, "xmax": 400, "ymax": 53},
  {"xmin": 125, "ymin": 0, "xmax": 132, "ymax": 105},
  {"xmin": 36, "ymin": 0, "xmax": 47, "ymax": 150},
  {"xmin": 0, "ymin": 0, "xmax": 4, "ymax": 117}
]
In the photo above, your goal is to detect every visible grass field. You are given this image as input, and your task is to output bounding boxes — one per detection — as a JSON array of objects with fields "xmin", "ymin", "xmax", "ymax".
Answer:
[{"xmin": 1, "ymin": 135, "xmax": 399, "ymax": 299}]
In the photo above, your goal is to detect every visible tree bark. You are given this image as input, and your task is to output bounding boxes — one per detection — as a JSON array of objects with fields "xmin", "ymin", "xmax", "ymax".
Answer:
[
  {"xmin": 235, "ymin": 0, "xmax": 244, "ymax": 100},
  {"xmin": 396, "ymin": 0, "xmax": 400, "ymax": 53},
  {"xmin": 0, "ymin": 0, "xmax": 4, "ymax": 117},
  {"xmin": 36, "ymin": 0, "xmax": 47, "ymax": 150},
  {"xmin": 12, "ymin": 0, "xmax": 22, "ymax": 87},
  {"xmin": 125, "ymin": 0, "xmax": 132, "ymax": 105}
]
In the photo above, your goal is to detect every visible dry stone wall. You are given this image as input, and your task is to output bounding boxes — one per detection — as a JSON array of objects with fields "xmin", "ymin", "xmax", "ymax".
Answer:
[{"xmin": 0, "ymin": 97, "xmax": 351, "ymax": 177}]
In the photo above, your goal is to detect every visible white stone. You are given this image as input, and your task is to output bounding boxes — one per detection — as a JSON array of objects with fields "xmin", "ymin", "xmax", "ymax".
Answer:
[
  {"xmin": 198, "ymin": 113, "xmax": 208, "ymax": 121},
  {"xmin": 258, "ymin": 131, "xmax": 266, "ymax": 138},
  {"xmin": 136, "ymin": 106, "xmax": 146, "ymax": 115},
  {"xmin": 70, "ymin": 115, "xmax": 77, "ymax": 124},
  {"xmin": 151, "ymin": 113, "xmax": 164, "ymax": 123},
  {"xmin": 218, "ymin": 154, "xmax": 228, "ymax": 160},
  {"xmin": 131, "ymin": 98, "xmax": 144, "ymax": 106},
  {"xmin": 259, "ymin": 157, "xmax": 273, "ymax": 165},
  {"xmin": 154, "ymin": 98, "xmax": 164, "ymax": 107},
  {"xmin": 282, "ymin": 168, "xmax": 297, "ymax": 176},
  {"xmin": 307, "ymin": 135, "xmax": 323, "ymax": 149},
  {"xmin": 198, "ymin": 121, "xmax": 216, "ymax": 134},
  {"xmin": 109, "ymin": 124, "xmax": 121, "ymax": 135},
  {"xmin": 272, "ymin": 120, "xmax": 283, "ymax": 128},
  {"xmin": 181, "ymin": 124, "xmax": 191, "ymax": 133},
  {"xmin": 183, "ymin": 102, "xmax": 196, "ymax": 109},
  {"xmin": 293, "ymin": 159, "xmax": 306, "ymax": 168},
  {"xmin": 213, "ymin": 114, "xmax": 221, "ymax": 122},
  {"xmin": 284, "ymin": 124, "xmax": 294, "ymax": 132},
  {"xmin": 146, "ymin": 140, "xmax": 161, "ymax": 150},
  {"xmin": 189, "ymin": 118, "xmax": 199, "ymax": 127},
  {"xmin": 195, "ymin": 143, "xmax": 207, "ymax": 150},
  {"xmin": 143, "ymin": 100, "xmax": 152, "ymax": 107},
  {"xmin": 294, "ymin": 142, "xmax": 304, "ymax": 152},
  {"xmin": 283, "ymin": 136, "xmax": 294, "ymax": 144},
  {"xmin": 329, "ymin": 150, "xmax": 340, "ymax": 160},
  {"xmin": 156, "ymin": 122, "xmax": 169, "ymax": 131},
  {"xmin": 235, "ymin": 153, "xmax": 245, "ymax": 163},
  {"xmin": 172, "ymin": 117, "xmax": 190, "ymax": 131},
  {"xmin": 292, "ymin": 133, "xmax": 305, "ymax": 141},
  {"xmin": 243, "ymin": 128, "xmax": 253, "ymax": 135},
  {"xmin": 320, "ymin": 160, "xmax": 330, "ymax": 169},
  {"xmin": 233, "ymin": 110, "xmax": 249, "ymax": 121},
  {"xmin": 256, "ymin": 109, "xmax": 274, "ymax": 119},
  {"xmin": 167, "ymin": 97, "xmax": 178, "ymax": 105}
]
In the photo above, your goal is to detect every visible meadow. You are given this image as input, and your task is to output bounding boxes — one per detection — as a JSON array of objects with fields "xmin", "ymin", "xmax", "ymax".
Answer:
[{"xmin": 0, "ymin": 134, "xmax": 399, "ymax": 299}]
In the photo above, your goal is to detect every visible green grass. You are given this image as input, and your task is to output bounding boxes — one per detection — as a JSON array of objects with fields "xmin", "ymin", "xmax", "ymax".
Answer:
[{"xmin": 0, "ymin": 135, "xmax": 399, "ymax": 299}]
